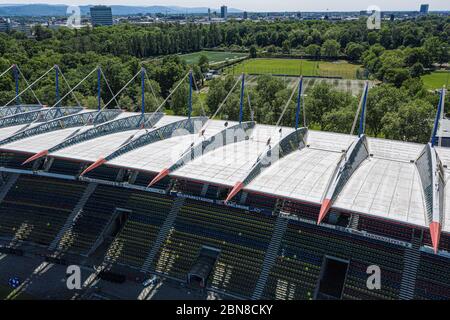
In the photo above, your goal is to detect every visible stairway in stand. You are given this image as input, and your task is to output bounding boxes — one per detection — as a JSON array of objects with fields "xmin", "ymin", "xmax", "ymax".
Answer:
[
  {"xmin": 49, "ymin": 183, "xmax": 98, "ymax": 251},
  {"xmin": 0, "ymin": 173, "xmax": 19, "ymax": 204},
  {"xmin": 399, "ymin": 234, "xmax": 422, "ymax": 300},
  {"xmin": 140, "ymin": 197, "xmax": 186, "ymax": 273},
  {"xmin": 251, "ymin": 215, "xmax": 288, "ymax": 300}
]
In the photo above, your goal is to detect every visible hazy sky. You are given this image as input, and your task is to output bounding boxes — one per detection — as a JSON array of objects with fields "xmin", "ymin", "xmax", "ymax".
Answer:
[{"xmin": 1, "ymin": 0, "xmax": 449, "ymax": 12}]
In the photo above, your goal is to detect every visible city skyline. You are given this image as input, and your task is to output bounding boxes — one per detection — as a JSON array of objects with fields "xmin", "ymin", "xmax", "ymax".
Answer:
[{"xmin": 1, "ymin": 0, "xmax": 449, "ymax": 12}]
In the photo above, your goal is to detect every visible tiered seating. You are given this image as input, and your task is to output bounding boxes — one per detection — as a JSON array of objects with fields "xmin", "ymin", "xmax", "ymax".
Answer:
[
  {"xmin": 282, "ymin": 201, "xmax": 319, "ymax": 221},
  {"xmin": 358, "ymin": 216, "xmax": 413, "ymax": 243},
  {"xmin": 153, "ymin": 200, "xmax": 275, "ymax": 297},
  {"xmin": 245, "ymin": 193, "xmax": 276, "ymax": 212},
  {"xmin": 48, "ymin": 159, "xmax": 82, "ymax": 176},
  {"xmin": 0, "ymin": 175, "xmax": 86, "ymax": 246},
  {"xmin": 0, "ymin": 151, "xmax": 33, "ymax": 170},
  {"xmin": 204, "ymin": 184, "xmax": 220, "ymax": 199},
  {"xmin": 174, "ymin": 180, "xmax": 204, "ymax": 196},
  {"xmin": 414, "ymin": 253, "xmax": 450, "ymax": 299},
  {"xmin": 85, "ymin": 166, "xmax": 120, "ymax": 182},
  {"xmin": 58, "ymin": 185, "xmax": 132, "ymax": 255},
  {"xmin": 105, "ymin": 193, "xmax": 174, "ymax": 269},
  {"xmin": 263, "ymin": 220, "xmax": 404, "ymax": 300},
  {"xmin": 422, "ymin": 231, "xmax": 450, "ymax": 253},
  {"xmin": 133, "ymin": 172, "xmax": 170, "ymax": 190}
]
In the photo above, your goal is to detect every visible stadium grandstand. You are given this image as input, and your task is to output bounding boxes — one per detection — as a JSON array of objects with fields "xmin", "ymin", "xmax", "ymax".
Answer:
[{"xmin": 0, "ymin": 65, "xmax": 449, "ymax": 300}]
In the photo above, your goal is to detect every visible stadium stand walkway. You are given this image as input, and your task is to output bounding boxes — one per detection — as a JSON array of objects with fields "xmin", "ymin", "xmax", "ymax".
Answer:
[
  {"xmin": 50, "ymin": 182, "xmax": 98, "ymax": 251},
  {"xmin": 0, "ymin": 173, "xmax": 18, "ymax": 203},
  {"xmin": 0, "ymin": 175, "xmax": 86, "ymax": 247},
  {"xmin": 252, "ymin": 215, "xmax": 288, "ymax": 300},
  {"xmin": 152, "ymin": 199, "xmax": 275, "ymax": 298},
  {"xmin": 56, "ymin": 185, "xmax": 133, "ymax": 256},
  {"xmin": 141, "ymin": 197, "xmax": 185, "ymax": 273},
  {"xmin": 399, "ymin": 234, "xmax": 421, "ymax": 300},
  {"xmin": 104, "ymin": 193, "xmax": 176, "ymax": 270}
]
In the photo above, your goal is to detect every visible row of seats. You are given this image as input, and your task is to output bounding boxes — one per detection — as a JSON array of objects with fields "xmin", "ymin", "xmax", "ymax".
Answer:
[
  {"xmin": 414, "ymin": 253, "xmax": 450, "ymax": 299},
  {"xmin": 105, "ymin": 193, "xmax": 175, "ymax": 269},
  {"xmin": 134, "ymin": 172, "xmax": 170, "ymax": 190},
  {"xmin": 0, "ymin": 175, "xmax": 85, "ymax": 246},
  {"xmin": 358, "ymin": 216, "xmax": 414, "ymax": 243},
  {"xmin": 153, "ymin": 199, "xmax": 275, "ymax": 297},
  {"xmin": 0, "ymin": 152, "xmax": 33, "ymax": 170},
  {"xmin": 282, "ymin": 201, "xmax": 320, "ymax": 221},
  {"xmin": 58, "ymin": 185, "xmax": 133, "ymax": 255},
  {"xmin": 263, "ymin": 220, "xmax": 405, "ymax": 300},
  {"xmin": 48, "ymin": 159, "xmax": 82, "ymax": 176},
  {"xmin": 244, "ymin": 193, "xmax": 277, "ymax": 212}
]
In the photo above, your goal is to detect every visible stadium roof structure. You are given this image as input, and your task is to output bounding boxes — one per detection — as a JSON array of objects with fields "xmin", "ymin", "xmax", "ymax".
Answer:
[{"xmin": 0, "ymin": 107, "xmax": 448, "ymax": 254}]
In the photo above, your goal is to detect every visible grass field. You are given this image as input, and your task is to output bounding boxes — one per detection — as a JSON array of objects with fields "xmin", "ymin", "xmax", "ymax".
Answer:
[
  {"xmin": 421, "ymin": 71, "xmax": 450, "ymax": 90},
  {"xmin": 180, "ymin": 51, "xmax": 248, "ymax": 65},
  {"xmin": 225, "ymin": 58, "xmax": 362, "ymax": 79}
]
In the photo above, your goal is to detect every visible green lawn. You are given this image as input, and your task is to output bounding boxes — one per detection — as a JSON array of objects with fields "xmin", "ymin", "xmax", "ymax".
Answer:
[
  {"xmin": 421, "ymin": 71, "xmax": 450, "ymax": 90},
  {"xmin": 180, "ymin": 51, "xmax": 248, "ymax": 65},
  {"xmin": 225, "ymin": 58, "xmax": 362, "ymax": 79}
]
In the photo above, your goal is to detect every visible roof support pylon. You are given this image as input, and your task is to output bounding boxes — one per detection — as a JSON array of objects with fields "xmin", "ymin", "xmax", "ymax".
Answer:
[
  {"xmin": 13, "ymin": 64, "xmax": 20, "ymax": 105},
  {"xmin": 55, "ymin": 65, "xmax": 60, "ymax": 108},
  {"xmin": 97, "ymin": 67, "xmax": 101, "ymax": 111},
  {"xmin": 295, "ymin": 76, "xmax": 303, "ymax": 130},
  {"xmin": 141, "ymin": 67, "xmax": 145, "ymax": 116},
  {"xmin": 358, "ymin": 81, "xmax": 369, "ymax": 137},
  {"xmin": 188, "ymin": 70, "xmax": 193, "ymax": 119},
  {"xmin": 431, "ymin": 87, "xmax": 445, "ymax": 147},
  {"xmin": 239, "ymin": 73, "xmax": 245, "ymax": 124}
]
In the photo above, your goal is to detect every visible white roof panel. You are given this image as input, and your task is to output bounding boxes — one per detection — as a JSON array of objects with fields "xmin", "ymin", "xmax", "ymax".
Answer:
[
  {"xmin": 334, "ymin": 157, "xmax": 426, "ymax": 227},
  {"xmin": 2, "ymin": 126, "xmax": 92, "ymax": 154},
  {"xmin": 109, "ymin": 119, "xmax": 234, "ymax": 173},
  {"xmin": 0, "ymin": 125, "xmax": 27, "ymax": 141},
  {"xmin": 173, "ymin": 125, "xmax": 294, "ymax": 186},
  {"xmin": 246, "ymin": 147, "xmax": 342, "ymax": 204},
  {"xmin": 51, "ymin": 115, "xmax": 187, "ymax": 162},
  {"xmin": 307, "ymin": 130, "xmax": 356, "ymax": 152},
  {"xmin": 368, "ymin": 137, "xmax": 423, "ymax": 162}
]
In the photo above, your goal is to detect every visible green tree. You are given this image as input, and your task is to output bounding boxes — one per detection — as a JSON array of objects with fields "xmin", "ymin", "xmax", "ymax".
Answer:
[
  {"xmin": 249, "ymin": 45, "xmax": 257, "ymax": 58},
  {"xmin": 198, "ymin": 54, "xmax": 209, "ymax": 73},
  {"xmin": 381, "ymin": 99, "xmax": 434, "ymax": 143},
  {"xmin": 321, "ymin": 39, "xmax": 340, "ymax": 57},
  {"xmin": 282, "ymin": 40, "xmax": 291, "ymax": 54},
  {"xmin": 345, "ymin": 42, "xmax": 365, "ymax": 62}
]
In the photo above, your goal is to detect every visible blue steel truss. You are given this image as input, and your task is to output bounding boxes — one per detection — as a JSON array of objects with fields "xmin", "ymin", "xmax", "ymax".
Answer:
[
  {"xmin": 241, "ymin": 127, "xmax": 308, "ymax": 186},
  {"xmin": 416, "ymin": 143, "xmax": 445, "ymax": 225},
  {"xmin": 170, "ymin": 121, "xmax": 256, "ymax": 172},
  {"xmin": 323, "ymin": 134, "xmax": 370, "ymax": 203},
  {"xmin": 104, "ymin": 116, "xmax": 208, "ymax": 162},
  {"xmin": 0, "ymin": 109, "xmax": 122, "ymax": 146},
  {"xmin": 0, "ymin": 107, "xmax": 83, "ymax": 128},
  {"xmin": 46, "ymin": 112, "xmax": 164, "ymax": 154},
  {"xmin": 0, "ymin": 105, "xmax": 43, "ymax": 118}
]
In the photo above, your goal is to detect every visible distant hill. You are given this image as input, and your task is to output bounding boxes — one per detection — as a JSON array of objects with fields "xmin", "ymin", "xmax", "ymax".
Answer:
[{"xmin": 0, "ymin": 4, "xmax": 243, "ymax": 17}]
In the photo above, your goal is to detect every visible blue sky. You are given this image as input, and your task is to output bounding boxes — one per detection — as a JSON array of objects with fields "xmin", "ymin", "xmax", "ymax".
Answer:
[{"xmin": 1, "ymin": 0, "xmax": 449, "ymax": 12}]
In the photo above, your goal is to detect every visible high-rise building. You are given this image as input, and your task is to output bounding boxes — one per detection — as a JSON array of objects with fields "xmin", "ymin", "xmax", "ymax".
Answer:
[
  {"xmin": 420, "ymin": 4, "xmax": 429, "ymax": 14},
  {"xmin": 208, "ymin": 8, "xmax": 211, "ymax": 21},
  {"xmin": 243, "ymin": 11, "xmax": 248, "ymax": 20},
  {"xmin": 0, "ymin": 18, "xmax": 11, "ymax": 33},
  {"xmin": 220, "ymin": 5, "xmax": 228, "ymax": 19},
  {"xmin": 90, "ymin": 5, "xmax": 113, "ymax": 26}
]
